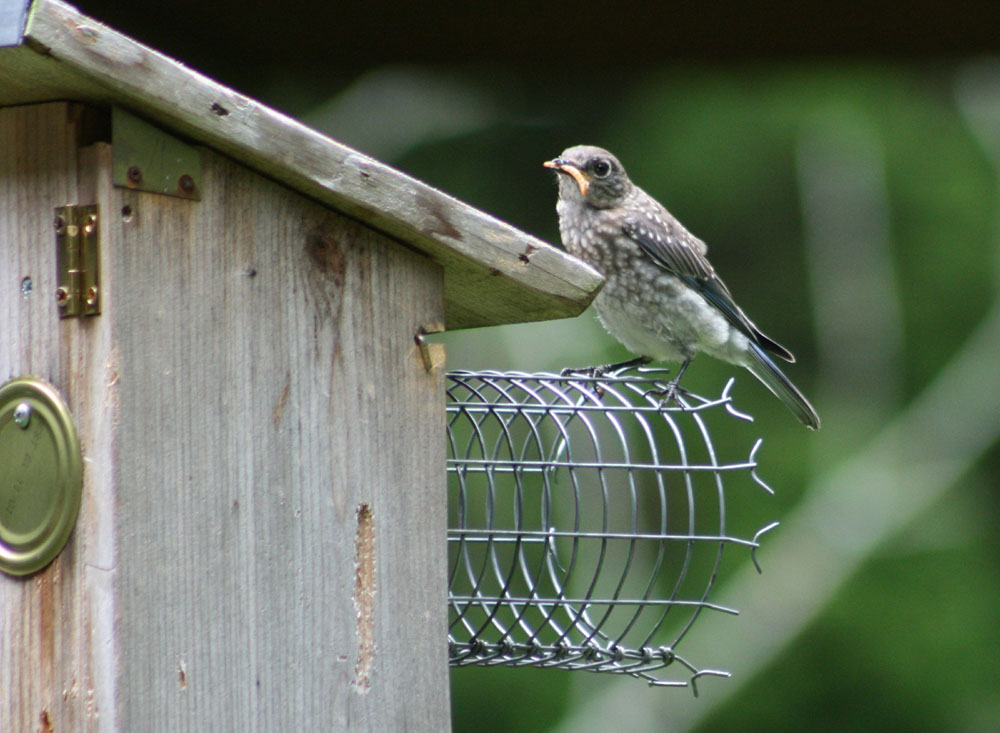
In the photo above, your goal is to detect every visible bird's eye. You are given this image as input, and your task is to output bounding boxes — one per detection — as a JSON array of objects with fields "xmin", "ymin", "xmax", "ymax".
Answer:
[{"xmin": 591, "ymin": 159, "xmax": 611, "ymax": 178}]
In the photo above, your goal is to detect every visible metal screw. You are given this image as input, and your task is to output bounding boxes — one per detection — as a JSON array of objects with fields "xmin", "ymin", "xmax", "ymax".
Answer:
[
  {"xmin": 178, "ymin": 174, "xmax": 195, "ymax": 194},
  {"xmin": 86, "ymin": 286, "xmax": 99, "ymax": 306},
  {"xmin": 127, "ymin": 166, "xmax": 143, "ymax": 184},
  {"xmin": 56, "ymin": 286, "xmax": 69, "ymax": 304},
  {"xmin": 84, "ymin": 213, "xmax": 97, "ymax": 235},
  {"xmin": 13, "ymin": 402, "xmax": 31, "ymax": 429},
  {"xmin": 21, "ymin": 276, "xmax": 33, "ymax": 298},
  {"xmin": 54, "ymin": 214, "xmax": 66, "ymax": 235}
]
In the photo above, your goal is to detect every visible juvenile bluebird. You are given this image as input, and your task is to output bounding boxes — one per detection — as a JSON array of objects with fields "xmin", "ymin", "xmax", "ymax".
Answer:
[{"xmin": 545, "ymin": 145, "xmax": 820, "ymax": 429}]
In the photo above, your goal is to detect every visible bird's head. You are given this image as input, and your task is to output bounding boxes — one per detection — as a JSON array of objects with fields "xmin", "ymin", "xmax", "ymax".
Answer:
[{"xmin": 544, "ymin": 145, "xmax": 631, "ymax": 208}]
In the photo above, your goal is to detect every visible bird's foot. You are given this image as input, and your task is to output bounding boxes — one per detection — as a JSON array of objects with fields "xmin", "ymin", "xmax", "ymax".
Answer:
[
  {"xmin": 561, "ymin": 357, "xmax": 652, "ymax": 398},
  {"xmin": 642, "ymin": 357, "xmax": 693, "ymax": 410},
  {"xmin": 560, "ymin": 364, "xmax": 605, "ymax": 379},
  {"xmin": 643, "ymin": 379, "xmax": 690, "ymax": 409},
  {"xmin": 560, "ymin": 355, "xmax": 652, "ymax": 379},
  {"xmin": 560, "ymin": 364, "xmax": 610, "ymax": 397}
]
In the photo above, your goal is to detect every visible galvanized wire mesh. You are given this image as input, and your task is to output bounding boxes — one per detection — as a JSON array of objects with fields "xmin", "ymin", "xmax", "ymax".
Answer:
[{"xmin": 446, "ymin": 368, "xmax": 777, "ymax": 692}]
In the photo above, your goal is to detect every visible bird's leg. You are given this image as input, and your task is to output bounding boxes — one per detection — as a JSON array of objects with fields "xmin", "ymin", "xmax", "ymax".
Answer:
[
  {"xmin": 644, "ymin": 357, "xmax": 692, "ymax": 407},
  {"xmin": 560, "ymin": 355, "xmax": 652, "ymax": 378}
]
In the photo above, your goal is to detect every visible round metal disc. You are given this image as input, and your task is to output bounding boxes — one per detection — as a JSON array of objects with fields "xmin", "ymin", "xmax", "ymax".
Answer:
[{"xmin": 0, "ymin": 377, "xmax": 82, "ymax": 576}]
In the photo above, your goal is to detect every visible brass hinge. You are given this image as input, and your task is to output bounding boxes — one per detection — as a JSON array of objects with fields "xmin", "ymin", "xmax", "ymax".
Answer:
[{"xmin": 54, "ymin": 205, "xmax": 100, "ymax": 318}]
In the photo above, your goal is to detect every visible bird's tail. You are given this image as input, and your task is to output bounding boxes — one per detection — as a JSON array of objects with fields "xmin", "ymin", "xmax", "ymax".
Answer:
[{"xmin": 743, "ymin": 343, "xmax": 820, "ymax": 429}]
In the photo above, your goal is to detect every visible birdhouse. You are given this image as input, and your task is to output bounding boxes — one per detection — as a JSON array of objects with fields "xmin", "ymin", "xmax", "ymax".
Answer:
[{"xmin": 0, "ymin": 1, "xmax": 602, "ymax": 729}]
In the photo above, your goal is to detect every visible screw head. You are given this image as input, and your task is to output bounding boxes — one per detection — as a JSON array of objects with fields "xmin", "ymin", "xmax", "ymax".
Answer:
[
  {"xmin": 56, "ymin": 286, "xmax": 70, "ymax": 304},
  {"xmin": 178, "ymin": 174, "xmax": 195, "ymax": 194},
  {"xmin": 13, "ymin": 402, "xmax": 31, "ymax": 429},
  {"xmin": 127, "ymin": 166, "xmax": 142, "ymax": 184}
]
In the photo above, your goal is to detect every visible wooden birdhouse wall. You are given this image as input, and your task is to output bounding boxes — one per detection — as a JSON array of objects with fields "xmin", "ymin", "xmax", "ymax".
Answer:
[{"xmin": 1, "ymin": 101, "xmax": 450, "ymax": 730}]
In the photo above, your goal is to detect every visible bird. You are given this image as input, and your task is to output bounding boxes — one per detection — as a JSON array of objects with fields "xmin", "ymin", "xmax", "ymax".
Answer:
[{"xmin": 544, "ymin": 145, "xmax": 820, "ymax": 429}]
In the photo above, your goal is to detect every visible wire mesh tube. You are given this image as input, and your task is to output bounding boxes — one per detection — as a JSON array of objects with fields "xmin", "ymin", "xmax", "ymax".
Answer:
[{"xmin": 446, "ymin": 368, "xmax": 778, "ymax": 691}]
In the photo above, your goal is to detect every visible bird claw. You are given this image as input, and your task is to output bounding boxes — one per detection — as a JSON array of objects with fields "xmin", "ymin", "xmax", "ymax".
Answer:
[
  {"xmin": 560, "ymin": 364, "xmax": 609, "ymax": 379},
  {"xmin": 561, "ymin": 357, "xmax": 654, "ymax": 400},
  {"xmin": 560, "ymin": 365, "xmax": 609, "ymax": 397},
  {"xmin": 643, "ymin": 380, "xmax": 690, "ymax": 409},
  {"xmin": 560, "ymin": 356, "xmax": 652, "ymax": 379}
]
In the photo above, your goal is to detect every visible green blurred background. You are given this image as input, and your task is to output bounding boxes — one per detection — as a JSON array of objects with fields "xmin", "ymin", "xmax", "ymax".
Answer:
[{"xmin": 74, "ymin": 2, "xmax": 1000, "ymax": 729}]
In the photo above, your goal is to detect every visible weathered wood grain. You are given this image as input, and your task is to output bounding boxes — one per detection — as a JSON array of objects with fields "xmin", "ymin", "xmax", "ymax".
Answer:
[
  {"xmin": 2, "ymin": 102, "xmax": 451, "ymax": 730},
  {"xmin": 0, "ymin": 0, "xmax": 603, "ymax": 330},
  {"xmin": 0, "ymin": 102, "xmax": 118, "ymax": 733}
]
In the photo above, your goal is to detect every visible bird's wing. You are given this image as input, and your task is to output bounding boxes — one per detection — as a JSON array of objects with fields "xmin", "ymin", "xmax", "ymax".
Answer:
[
  {"xmin": 621, "ymin": 215, "xmax": 715, "ymax": 280},
  {"xmin": 622, "ymin": 213, "xmax": 795, "ymax": 363}
]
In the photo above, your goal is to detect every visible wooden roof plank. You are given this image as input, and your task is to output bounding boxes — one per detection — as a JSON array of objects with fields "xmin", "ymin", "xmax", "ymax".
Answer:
[{"xmin": 0, "ymin": 0, "xmax": 602, "ymax": 329}]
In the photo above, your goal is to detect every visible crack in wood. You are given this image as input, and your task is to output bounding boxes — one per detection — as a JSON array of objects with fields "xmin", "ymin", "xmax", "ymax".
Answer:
[{"xmin": 353, "ymin": 503, "xmax": 375, "ymax": 692}]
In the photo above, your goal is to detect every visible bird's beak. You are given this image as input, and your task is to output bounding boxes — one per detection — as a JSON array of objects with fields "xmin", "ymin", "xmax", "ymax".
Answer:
[{"xmin": 544, "ymin": 158, "xmax": 590, "ymax": 196}]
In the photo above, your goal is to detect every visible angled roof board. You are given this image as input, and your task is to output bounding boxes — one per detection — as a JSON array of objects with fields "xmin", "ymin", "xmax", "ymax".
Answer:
[{"xmin": 0, "ymin": 0, "xmax": 602, "ymax": 329}]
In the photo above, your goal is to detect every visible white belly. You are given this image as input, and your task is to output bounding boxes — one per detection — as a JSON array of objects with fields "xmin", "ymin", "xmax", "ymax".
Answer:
[{"xmin": 593, "ymin": 274, "xmax": 751, "ymax": 366}]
